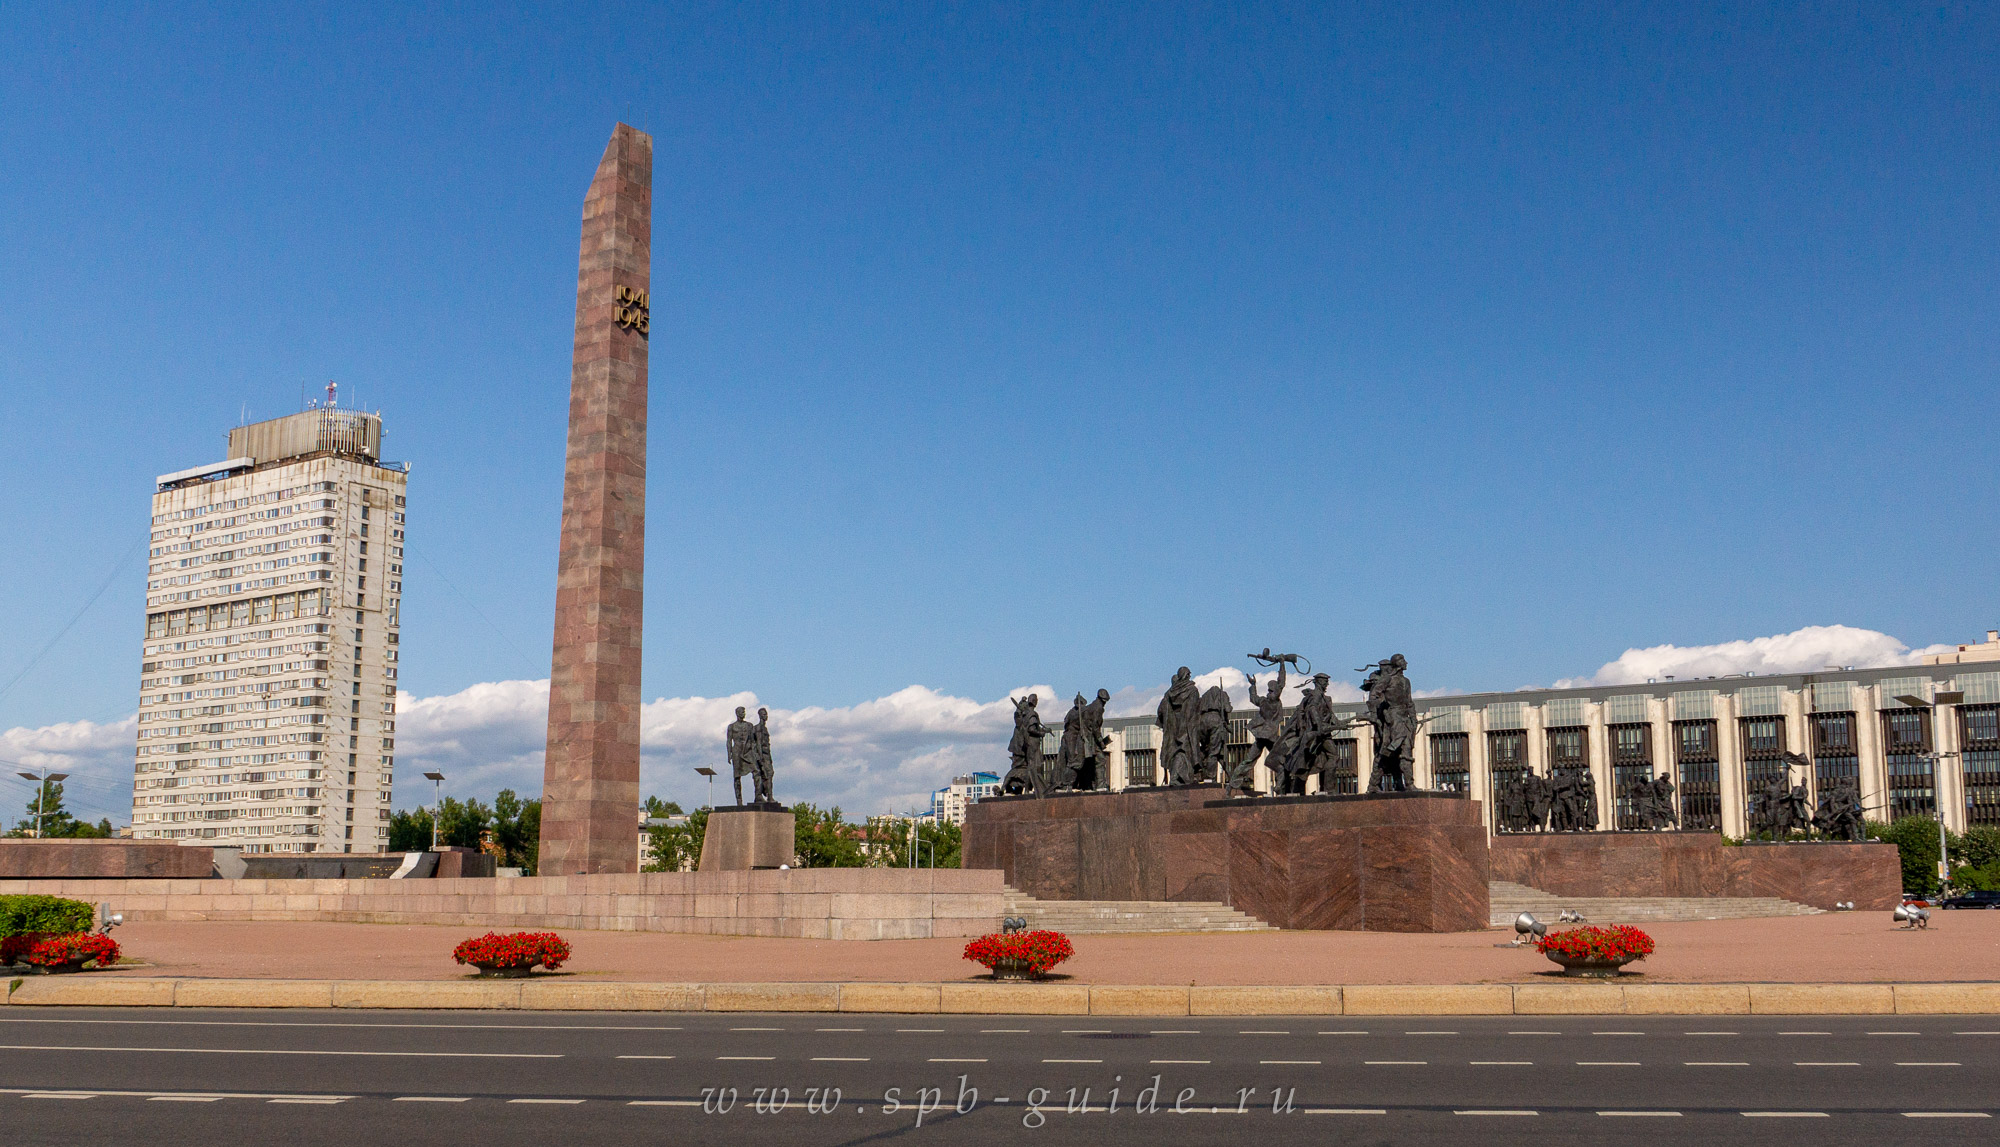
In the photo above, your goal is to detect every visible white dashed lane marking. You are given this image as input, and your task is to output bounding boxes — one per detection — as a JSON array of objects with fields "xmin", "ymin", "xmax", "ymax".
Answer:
[
  {"xmin": 715, "ymin": 1056, "xmax": 774, "ymax": 1061},
  {"xmin": 1303, "ymin": 1108, "xmax": 1386, "ymax": 1115},
  {"xmin": 1743, "ymin": 1111, "xmax": 1828, "ymax": 1117},
  {"xmin": 1687, "ymin": 1061, "xmax": 1749, "ymax": 1066},
  {"xmin": 1456, "ymin": 1109, "xmax": 1536, "ymax": 1116},
  {"xmin": 0, "ymin": 1044, "xmax": 556, "ymax": 1059},
  {"xmin": 1897, "ymin": 1062, "xmax": 1960, "ymax": 1066},
  {"xmin": 393, "ymin": 1097, "xmax": 468, "ymax": 1102},
  {"xmin": 616, "ymin": 1055, "xmax": 674, "ymax": 1060},
  {"xmin": 1365, "ymin": 1061, "xmax": 1427, "ymax": 1065},
  {"xmin": 1471, "ymin": 1061, "xmax": 1532, "ymax": 1065},
  {"xmin": 812, "ymin": 1057, "xmax": 869, "ymax": 1062},
  {"xmin": 1260, "ymin": 1060, "xmax": 1320, "ymax": 1065},
  {"xmin": 1794, "ymin": 1062, "xmax": 1859, "ymax": 1066},
  {"xmin": 1904, "ymin": 1113, "xmax": 1991, "ymax": 1119},
  {"xmin": 508, "ymin": 1098, "xmax": 585, "ymax": 1105},
  {"xmin": 1599, "ymin": 1111, "xmax": 1680, "ymax": 1117}
]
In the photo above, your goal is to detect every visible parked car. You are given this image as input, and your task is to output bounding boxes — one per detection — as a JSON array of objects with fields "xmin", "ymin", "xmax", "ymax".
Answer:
[
  {"xmin": 1902, "ymin": 892, "xmax": 1934, "ymax": 907},
  {"xmin": 1940, "ymin": 890, "xmax": 2000, "ymax": 910}
]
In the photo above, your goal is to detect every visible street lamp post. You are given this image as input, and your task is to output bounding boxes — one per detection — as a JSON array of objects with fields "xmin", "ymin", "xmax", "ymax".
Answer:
[
  {"xmin": 422, "ymin": 771, "xmax": 445, "ymax": 851},
  {"xmin": 694, "ymin": 767, "xmax": 717, "ymax": 811},
  {"xmin": 1899, "ymin": 690, "xmax": 1964, "ymax": 898},
  {"xmin": 14, "ymin": 769, "xmax": 69, "ymax": 839}
]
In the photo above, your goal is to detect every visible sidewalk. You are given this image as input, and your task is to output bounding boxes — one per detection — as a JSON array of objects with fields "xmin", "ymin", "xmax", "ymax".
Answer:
[{"xmin": 72, "ymin": 910, "xmax": 2000, "ymax": 985}]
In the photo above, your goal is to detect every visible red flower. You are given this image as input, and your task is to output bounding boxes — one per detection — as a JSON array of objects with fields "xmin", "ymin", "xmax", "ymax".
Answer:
[
  {"xmin": 1534, "ymin": 924, "xmax": 1655, "ymax": 962},
  {"xmin": 17, "ymin": 932, "xmax": 120, "ymax": 968},
  {"xmin": 962, "ymin": 930, "xmax": 1075, "ymax": 974},
  {"xmin": 451, "ymin": 932, "xmax": 570, "ymax": 970}
]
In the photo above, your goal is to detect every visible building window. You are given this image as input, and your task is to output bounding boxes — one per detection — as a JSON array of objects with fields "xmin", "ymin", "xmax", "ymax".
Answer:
[
  {"xmin": 1321, "ymin": 738, "xmax": 1359, "ymax": 795},
  {"xmin": 1487, "ymin": 729, "xmax": 1528, "ymax": 831},
  {"xmin": 1610, "ymin": 723, "xmax": 1652, "ymax": 830},
  {"xmin": 1810, "ymin": 712, "xmax": 1860, "ymax": 795},
  {"xmin": 1674, "ymin": 719, "xmax": 1720, "ymax": 831},
  {"xmin": 1738, "ymin": 715, "xmax": 1790, "ymax": 824},
  {"xmin": 1430, "ymin": 732, "xmax": 1468, "ymax": 792},
  {"xmin": 1960, "ymin": 704, "xmax": 2000, "ymax": 828},
  {"xmin": 1124, "ymin": 749, "xmax": 1157, "ymax": 788},
  {"xmin": 1881, "ymin": 708, "xmax": 1935, "ymax": 819}
]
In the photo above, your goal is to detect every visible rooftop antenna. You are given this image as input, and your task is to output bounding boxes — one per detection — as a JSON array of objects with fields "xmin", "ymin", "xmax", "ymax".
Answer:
[{"xmin": 325, "ymin": 381, "xmax": 338, "ymax": 409}]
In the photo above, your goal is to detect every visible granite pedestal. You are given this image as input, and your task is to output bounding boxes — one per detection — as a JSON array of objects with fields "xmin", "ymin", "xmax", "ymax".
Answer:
[
  {"xmin": 1489, "ymin": 831, "xmax": 1900, "ymax": 910},
  {"xmin": 964, "ymin": 787, "xmax": 1490, "ymax": 932},
  {"xmin": 0, "ymin": 839, "xmax": 213, "ymax": 879},
  {"xmin": 699, "ymin": 805, "xmax": 796, "ymax": 871}
]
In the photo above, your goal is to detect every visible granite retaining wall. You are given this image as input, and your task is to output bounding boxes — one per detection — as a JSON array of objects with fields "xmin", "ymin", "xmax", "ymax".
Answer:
[{"xmin": 0, "ymin": 868, "xmax": 1008, "ymax": 941}]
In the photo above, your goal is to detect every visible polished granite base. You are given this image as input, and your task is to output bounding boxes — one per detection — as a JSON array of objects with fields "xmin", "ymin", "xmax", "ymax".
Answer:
[
  {"xmin": 1489, "ymin": 830, "xmax": 1900, "ymax": 910},
  {"xmin": 964, "ymin": 787, "xmax": 1489, "ymax": 933}
]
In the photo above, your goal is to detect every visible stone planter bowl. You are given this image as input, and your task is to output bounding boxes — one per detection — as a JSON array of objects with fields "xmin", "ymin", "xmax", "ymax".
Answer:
[
  {"xmin": 470, "ymin": 964, "xmax": 538, "ymax": 979},
  {"xmin": 987, "ymin": 958, "xmax": 1044, "ymax": 982},
  {"xmin": 1545, "ymin": 952, "xmax": 1641, "ymax": 978}
]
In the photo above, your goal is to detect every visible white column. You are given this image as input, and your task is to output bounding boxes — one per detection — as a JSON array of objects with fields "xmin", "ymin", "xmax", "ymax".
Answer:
[
  {"xmin": 1856, "ymin": 686, "xmax": 1888, "ymax": 824},
  {"xmin": 1717, "ymin": 694, "xmax": 1746, "ymax": 838},
  {"xmin": 1586, "ymin": 701, "xmax": 1611, "ymax": 830}
]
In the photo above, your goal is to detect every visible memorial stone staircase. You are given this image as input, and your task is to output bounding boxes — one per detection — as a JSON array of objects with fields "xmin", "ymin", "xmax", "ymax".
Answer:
[
  {"xmin": 1488, "ymin": 879, "xmax": 1823, "ymax": 927},
  {"xmin": 1001, "ymin": 887, "xmax": 1276, "ymax": 933},
  {"xmin": 998, "ymin": 883, "xmax": 1823, "ymax": 933}
]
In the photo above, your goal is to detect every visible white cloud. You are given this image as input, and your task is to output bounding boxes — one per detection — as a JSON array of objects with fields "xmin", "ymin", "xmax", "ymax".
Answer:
[
  {"xmin": 3, "ymin": 628, "xmax": 1957, "ymax": 825},
  {"xmin": 0, "ymin": 715, "xmax": 137, "ymax": 826},
  {"xmin": 1555, "ymin": 624, "xmax": 1955, "ymax": 688}
]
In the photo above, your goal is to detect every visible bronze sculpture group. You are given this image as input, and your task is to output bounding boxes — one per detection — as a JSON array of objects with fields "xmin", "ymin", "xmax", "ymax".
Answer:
[
  {"xmin": 1496, "ymin": 768, "xmax": 1607, "ymax": 832},
  {"xmin": 1749, "ymin": 753, "xmax": 1867, "ymax": 841},
  {"xmin": 997, "ymin": 650, "xmax": 1422, "ymax": 801}
]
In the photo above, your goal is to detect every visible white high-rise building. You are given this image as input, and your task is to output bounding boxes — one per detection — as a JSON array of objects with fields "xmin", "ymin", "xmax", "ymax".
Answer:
[{"xmin": 130, "ymin": 394, "xmax": 409, "ymax": 853}]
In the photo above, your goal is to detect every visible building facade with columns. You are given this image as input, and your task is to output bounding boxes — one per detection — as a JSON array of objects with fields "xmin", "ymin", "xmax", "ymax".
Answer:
[{"xmin": 1086, "ymin": 657, "xmax": 2000, "ymax": 838}]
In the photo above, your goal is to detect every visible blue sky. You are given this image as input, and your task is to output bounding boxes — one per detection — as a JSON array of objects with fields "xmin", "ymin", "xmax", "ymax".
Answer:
[{"xmin": 2, "ymin": 4, "xmax": 1996, "ymax": 818}]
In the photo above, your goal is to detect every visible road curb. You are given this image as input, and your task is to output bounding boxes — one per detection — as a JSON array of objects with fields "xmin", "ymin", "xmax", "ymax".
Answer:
[{"xmin": 5, "ymin": 976, "xmax": 1999, "ymax": 1014}]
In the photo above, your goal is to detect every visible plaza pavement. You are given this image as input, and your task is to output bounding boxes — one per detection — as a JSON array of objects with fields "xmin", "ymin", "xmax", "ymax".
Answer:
[{"xmin": 64, "ymin": 911, "xmax": 2000, "ymax": 986}]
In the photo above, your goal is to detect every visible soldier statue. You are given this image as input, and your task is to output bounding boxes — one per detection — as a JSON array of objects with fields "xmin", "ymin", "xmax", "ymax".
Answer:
[
  {"xmin": 1001, "ymin": 694, "xmax": 1053, "ymax": 797},
  {"xmin": 1054, "ymin": 690, "xmax": 1113, "ymax": 792},
  {"xmin": 1240, "ymin": 664, "xmax": 1288, "ymax": 798},
  {"xmin": 725, "ymin": 706, "xmax": 758, "ymax": 805},
  {"xmin": 1157, "ymin": 667, "xmax": 1202, "ymax": 785},
  {"xmin": 1649, "ymin": 774, "xmax": 1678, "ymax": 830},
  {"xmin": 1194, "ymin": 682, "xmax": 1235, "ymax": 784},
  {"xmin": 1273, "ymin": 673, "xmax": 1342, "ymax": 795},
  {"xmin": 1813, "ymin": 776, "xmax": 1867, "ymax": 841},
  {"xmin": 1525, "ymin": 772, "xmax": 1553, "ymax": 831},
  {"xmin": 1362, "ymin": 655, "xmax": 1417, "ymax": 791},
  {"xmin": 750, "ymin": 707, "xmax": 776, "ymax": 804}
]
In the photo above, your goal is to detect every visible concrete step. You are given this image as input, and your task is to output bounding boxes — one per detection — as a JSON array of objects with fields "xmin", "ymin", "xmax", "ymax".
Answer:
[
  {"xmin": 1489, "ymin": 879, "xmax": 1824, "ymax": 926},
  {"xmin": 1001, "ymin": 888, "xmax": 1276, "ymax": 933}
]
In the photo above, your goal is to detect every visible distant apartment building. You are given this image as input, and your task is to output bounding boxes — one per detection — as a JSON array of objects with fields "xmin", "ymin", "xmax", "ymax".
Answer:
[
  {"xmin": 930, "ymin": 771, "xmax": 1001, "ymax": 827},
  {"xmin": 130, "ymin": 396, "xmax": 409, "ymax": 853},
  {"xmin": 1091, "ymin": 649, "xmax": 2000, "ymax": 838}
]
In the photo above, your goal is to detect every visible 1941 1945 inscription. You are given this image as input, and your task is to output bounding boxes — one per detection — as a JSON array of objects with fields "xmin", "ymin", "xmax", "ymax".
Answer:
[{"xmin": 614, "ymin": 284, "xmax": 650, "ymax": 334}]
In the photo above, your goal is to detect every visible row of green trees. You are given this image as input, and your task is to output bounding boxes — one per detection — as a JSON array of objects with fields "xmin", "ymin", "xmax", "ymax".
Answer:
[
  {"xmin": 380, "ymin": 792, "xmax": 961, "ymax": 875},
  {"xmin": 1867, "ymin": 816, "xmax": 2000, "ymax": 896},
  {"xmin": 640, "ymin": 800, "xmax": 962, "ymax": 872},
  {"xmin": 386, "ymin": 790, "xmax": 540, "ymax": 872},
  {"xmin": 6, "ymin": 779, "xmax": 114, "ymax": 839}
]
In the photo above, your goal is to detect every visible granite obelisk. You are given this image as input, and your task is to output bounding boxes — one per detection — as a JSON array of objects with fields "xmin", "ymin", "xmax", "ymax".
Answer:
[{"xmin": 538, "ymin": 123, "xmax": 652, "ymax": 874}]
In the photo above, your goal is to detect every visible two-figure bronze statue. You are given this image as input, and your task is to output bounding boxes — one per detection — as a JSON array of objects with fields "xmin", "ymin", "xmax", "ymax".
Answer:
[{"xmin": 723, "ymin": 705, "xmax": 776, "ymax": 805}]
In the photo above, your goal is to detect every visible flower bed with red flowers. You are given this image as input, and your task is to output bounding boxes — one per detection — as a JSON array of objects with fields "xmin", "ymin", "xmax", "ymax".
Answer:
[
  {"xmin": 10, "ymin": 932, "xmax": 120, "ymax": 969},
  {"xmin": 963, "ymin": 930, "xmax": 1074, "ymax": 976},
  {"xmin": 1534, "ymin": 924, "xmax": 1655, "ymax": 963},
  {"xmin": 451, "ymin": 932, "xmax": 571, "ymax": 971}
]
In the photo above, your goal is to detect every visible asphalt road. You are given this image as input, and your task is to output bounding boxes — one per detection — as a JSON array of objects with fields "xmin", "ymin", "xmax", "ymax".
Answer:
[{"xmin": 2, "ymin": 1008, "xmax": 1997, "ymax": 1145}]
